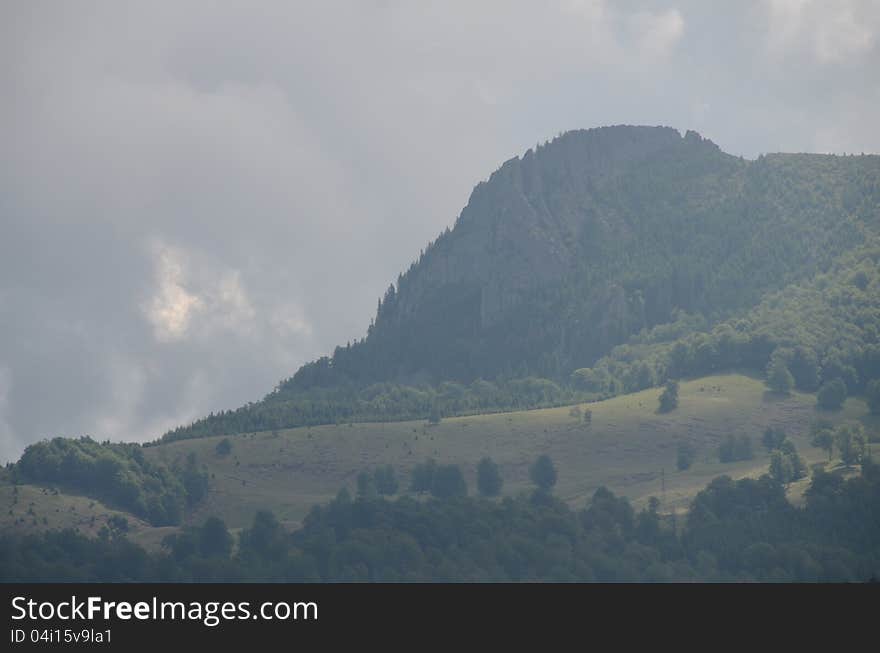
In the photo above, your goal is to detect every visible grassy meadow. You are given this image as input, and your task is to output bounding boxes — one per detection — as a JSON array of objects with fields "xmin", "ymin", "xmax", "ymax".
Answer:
[{"xmin": 2, "ymin": 373, "xmax": 875, "ymax": 549}]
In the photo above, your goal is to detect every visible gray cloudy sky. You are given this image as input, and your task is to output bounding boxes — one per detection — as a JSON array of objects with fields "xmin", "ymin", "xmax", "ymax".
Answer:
[{"xmin": 1, "ymin": 1, "xmax": 879, "ymax": 462}]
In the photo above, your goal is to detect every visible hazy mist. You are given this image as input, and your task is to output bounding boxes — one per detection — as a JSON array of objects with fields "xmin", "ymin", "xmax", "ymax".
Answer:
[{"xmin": 2, "ymin": 0, "xmax": 879, "ymax": 462}]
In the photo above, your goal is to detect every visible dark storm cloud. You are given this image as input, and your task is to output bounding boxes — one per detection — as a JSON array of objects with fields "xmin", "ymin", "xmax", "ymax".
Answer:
[{"xmin": 1, "ymin": 1, "xmax": 878, "ymax": 461}]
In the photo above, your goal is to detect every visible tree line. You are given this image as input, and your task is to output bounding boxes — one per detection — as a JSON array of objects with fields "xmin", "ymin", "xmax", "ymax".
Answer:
[{"xmin": 3, "ymin": 453, "xmax": 879, "ymax": 582}]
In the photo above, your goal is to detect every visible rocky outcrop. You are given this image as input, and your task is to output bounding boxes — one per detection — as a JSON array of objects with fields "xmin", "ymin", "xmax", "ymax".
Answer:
[{"xmin": 390, "ymin": 125, "xmax": 720, "ymax": 330}]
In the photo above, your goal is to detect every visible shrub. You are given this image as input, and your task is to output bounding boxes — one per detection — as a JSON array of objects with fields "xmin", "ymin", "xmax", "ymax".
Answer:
[
  {"xmin": 658, "ymin": 380, "xmax": 679, "ymax": 413},
  {"xmin": 476, "ymin": 457, "xmax": 503, "ymax": 497},
  {"xmin": 215, "ymin": 438, "xmax": 233, "ymax": 456}
]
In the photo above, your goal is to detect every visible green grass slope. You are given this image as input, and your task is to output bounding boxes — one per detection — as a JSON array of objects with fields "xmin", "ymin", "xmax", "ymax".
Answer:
[
  {"xmin": 147, "ymin": 373, "xmax": 873, "ymax": 528},
  {"xmin": 0, "ymin": 469, "xmax": 175, "ymax": 551},
  {"xmin": 3, "ymin": 373, "xmax": 875, "ymax": 548}
]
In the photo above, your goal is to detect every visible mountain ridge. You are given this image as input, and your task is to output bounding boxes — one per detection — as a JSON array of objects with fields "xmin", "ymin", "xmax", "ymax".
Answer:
[
  {"xmin": 161, "ymin": 124, "xmax": 880, "ymax": 441},
  {"xmin": 392, "ymin": 125, "xmax": 728, "ymax": 330}
]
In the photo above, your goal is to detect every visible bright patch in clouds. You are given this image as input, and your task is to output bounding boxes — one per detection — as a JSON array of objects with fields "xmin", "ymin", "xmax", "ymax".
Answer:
[
  {"xmin": 144, "ymin": 242, "xmax": 263, "ymax": 343},
  {"xmin": 144, "ymin": 243, "xmax": 204, "ymax": 343}
]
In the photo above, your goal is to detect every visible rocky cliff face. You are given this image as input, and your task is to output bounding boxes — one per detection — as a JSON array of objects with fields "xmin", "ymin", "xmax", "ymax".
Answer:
[
  {"xmin": 284, "ymin": 123, "xmax": 877, "ymax": 389},
  {"xmin": 391, "ymin": 125, "xmax": 725, "ymax": 329}
]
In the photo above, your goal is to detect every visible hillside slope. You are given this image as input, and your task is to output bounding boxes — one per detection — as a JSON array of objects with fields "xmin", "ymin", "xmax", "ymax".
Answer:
[
  {"xmin": 164, "ymin": 125, "xmax": 880, "ymax": 443},
  {"xmin": 6, "ymin": 373, "xmax": 874, "ymax": 549},
  {"xmin": 147, "ymin": 375, "xmax": 875, "ymax": 529},
  {"xmin": 291, "ymin": 127, "xmax": 878, "ymax": 386}
]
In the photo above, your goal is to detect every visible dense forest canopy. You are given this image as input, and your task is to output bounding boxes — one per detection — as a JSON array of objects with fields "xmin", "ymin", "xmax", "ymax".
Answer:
[{"xmin": 162, "ymin": 126, "xmax": 880, "ymax": 442}]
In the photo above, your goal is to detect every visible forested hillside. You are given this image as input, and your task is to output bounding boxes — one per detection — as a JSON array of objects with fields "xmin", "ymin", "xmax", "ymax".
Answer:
[
  {"xmin": 6, "ymin": 126, "xmax": 880, "ymax": 584},
  {"xmin": 163, "ymin": 126, "xmax": 880, "ymax": 442},
  {"xmin": 3, "ymin": 459, "xmax": 879, "ymax": 582},
  {"xmin": 13, "ymin": 437, "xmax": 208, "ymax": 526},
  {"xmin": 575, "ymin": 241, "xmax": 880, "ymax": 397}
]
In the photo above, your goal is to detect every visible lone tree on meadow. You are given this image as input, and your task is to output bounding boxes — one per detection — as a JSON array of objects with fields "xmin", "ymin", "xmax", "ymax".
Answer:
[
  {"xmin": 768, "ymin": 451, "xmax": 796, "ymax": 487},
  {"xmin": 356, "ymin": 470, "xmax": 377, "ymax": 499},
  {"xmin": 779, "ymin": 439, "xmax": 807, "ymax": 480},
  {"xmin": 215, "ymin": 438, "xmax": 233, "ymax": 457},
  {"xmin": 817, "ymin": 378, "xmax": 847, "ymax": 411},
  {"xmin": 477, "ymin": 457, "xmax": 503, "ymax": 497},
  {"xmin": 719, "ymin": 435, "xmax": 754, "ymax": 463},
  {"xmin": 427, "ymin": 403, "xmax": 443, "ymax": 425},
  {"xmin": 430, "ymin": 464, "xmax": 467, "ymax": 499},
  {"xmin": 410, "ymin": 458, "xmax": 437, "ymax": 494},
  {"xmin": 657, "ymin": 380, "xmax": 679, "ymax": 413},
  {"xmin": 835, "ymin": 423, "xmax": 867, "ymax": 467},
  {"xmin": 530, "ymin": 455, "xmax": 557, "ymax": 493},
  {"xmin": 199, "ymin": 516, "xmax": 233, "ymax": 558},
  {"xmin": 810, "ymin": 420, "xmax": 835, "ymax": 461},
  {"xmin": 768, "ymin": 439, "xmax": 807, "ymax": 486},
  {"xmin": 766, "ymin": 358, "xmax": 794, "ymax": 394},
  {"xmin": 373, "ymin": 465, "xmax": 399, "ymax": 495},
  {"xmin": 762, "ymin": 427, "xmax": 787, "ymax": 452}
]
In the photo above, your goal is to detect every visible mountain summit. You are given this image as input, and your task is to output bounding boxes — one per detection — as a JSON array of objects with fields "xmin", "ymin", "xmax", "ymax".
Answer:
[{"xmin": 165, "ymin": 125, "xmax": 880, "ymax": 440}]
